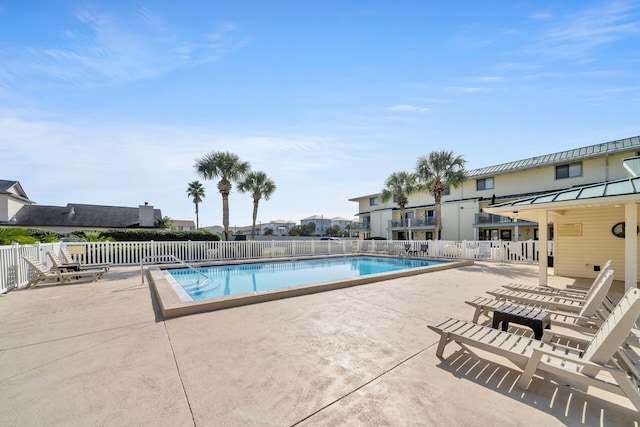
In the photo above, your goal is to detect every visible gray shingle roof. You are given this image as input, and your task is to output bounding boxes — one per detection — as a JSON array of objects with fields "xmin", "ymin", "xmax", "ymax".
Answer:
[
  {"xmin": 0, "ymin": 180, "xmax": 32, "ymax": 202},
  {"xmin": 466, "ymin": 135, "xmax": 640, "ymax": 178},
  {"xmin": 2, "ymin": 203, "xmax": 162, "ymax": 228}
]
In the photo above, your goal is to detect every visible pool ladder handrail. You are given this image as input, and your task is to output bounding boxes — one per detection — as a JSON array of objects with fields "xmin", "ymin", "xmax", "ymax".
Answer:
[{"xmin": 140, "ymin": 254, "xmax": 210, "ymax": 285}]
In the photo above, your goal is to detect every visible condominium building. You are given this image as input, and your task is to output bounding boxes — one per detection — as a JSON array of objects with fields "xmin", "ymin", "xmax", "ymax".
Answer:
[{"xmin": 350, "ymin": 136, "xmax": 640, "ymax": 242}]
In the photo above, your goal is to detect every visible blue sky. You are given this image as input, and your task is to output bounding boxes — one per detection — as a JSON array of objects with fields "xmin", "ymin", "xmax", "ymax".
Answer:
[{"xmin": 1, "ymin": 1, "xmax": 639, "ymax": 228}]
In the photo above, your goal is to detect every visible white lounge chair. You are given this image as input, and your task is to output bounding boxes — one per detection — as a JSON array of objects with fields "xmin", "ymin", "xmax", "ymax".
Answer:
[
  {"xmin": 48, "ymin": 250, "xmax": 110, "ymax": 273},
  {"xmin": 485, "ymin": 268, "xmax": 615, "ymax": 316},
  {"xmin": 502, "ymin": 260, "xmax": 611, "ymax": 297},
  {"xmin": 429, "ymin": 288, "xmax": 640, "ymax": 411},
  {"xmin": 61, "ymin": 246, "xmax": 111, "ymax": 271},
  {"xmin": 468, "ymin": 269, "xmax": 614, "ymax": 323},
  {"xmin": 24, "ymin": 256, "xmax": 105, "ymax": 288}
]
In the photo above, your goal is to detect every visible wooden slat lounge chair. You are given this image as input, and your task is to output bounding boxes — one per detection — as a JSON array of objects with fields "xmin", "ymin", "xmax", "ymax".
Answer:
[
  {"xmin": 467, "ymin": 269, "xmax": 615, "ymax": 330},
  {"xmin": 24, "ymin": 256, "xmax": 105, "ymax": 288},
  {"xmin": 502, "ymin": 260, "xmax": 611, "ymax": 297},
  {"xmin": 47, "ymin": 250, "xmax": 110, "ymax": 272},
  {"xmin": 484, "ymin": 268, "xmax": 615, "ymax": 316},
  {"xmin": 61, "ymin": 246, "xmax": 111, "ymax": 271},
  {"xmin": 429, "ymin": 288, "xmax": 640, "ymax": 411}
]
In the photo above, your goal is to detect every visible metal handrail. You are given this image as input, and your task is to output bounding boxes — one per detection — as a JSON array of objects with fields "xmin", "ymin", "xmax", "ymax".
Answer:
[{"xmin": 140, "ymin": 254, "xmax": 209, "ymax": 285}]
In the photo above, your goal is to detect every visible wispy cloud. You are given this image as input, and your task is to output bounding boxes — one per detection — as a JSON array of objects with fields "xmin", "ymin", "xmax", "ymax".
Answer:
[
  {"xmin": 528, "ymin": 1, "xmax": 640, "ymax": 60},
  {"xmin": 598, "ymin": 85, "xmax": 640, "ymax": 94},
  {"xmin": 1, "ymin": 6, "xmax": 248, "ymax": 87},
  {"xmin": 443, "ymin": 87, "xmax": 495, "ymax": 93},
  {"xmin": 387, "ymin": 105, "xmax": 430, "ymax": 113}
]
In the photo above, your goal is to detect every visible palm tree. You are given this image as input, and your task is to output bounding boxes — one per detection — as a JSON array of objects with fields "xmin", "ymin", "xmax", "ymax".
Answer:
[
  {"xmin": 380, "ymin": 171, "xmax": 418, "ymax": 240},
  {"xmin": 156, "ymin": 216, "xmax": 174, "ymax": 229},
  {"xmin": 0, "ymin": 227, "xmax": 37, "ymax": 245},
  {"xmin": 186, "ymin": 181, "xmax": 206, "ymax": 229},
  {"xmin": 194, "ymin": 151, "xmax": 251, "ymax": 241},
  {"xmin": 237, "ymin": 171, "xmax": 276, "ymax": 239},
  {"xmin": 415, "ymin": 150, "xmax": 467, "ymax": 240}
]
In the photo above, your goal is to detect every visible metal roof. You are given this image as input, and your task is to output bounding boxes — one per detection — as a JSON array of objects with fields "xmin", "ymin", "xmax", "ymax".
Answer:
[
  {"xmin": 466, "ymin": 135, "xmax": 640, "ymax": 178},
  {"xmin": 488, "ymin": 176, "xmax": 640, "ymax": 210}
]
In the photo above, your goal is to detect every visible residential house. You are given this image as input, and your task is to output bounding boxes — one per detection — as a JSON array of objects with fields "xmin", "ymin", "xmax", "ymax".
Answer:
[
  {"xmin": 300, "ymin": 215, "xmax": 332, "ymax": 236},
  {"xmin": 0, "ymin": 180, "xmax": 162, "ymax": 232},
  {"xmin": 171, "ymin": 220, "xmax": 196, "ymax": 231},
  {"xmin": 259, "ymin": 220, "xmax": 296, "ymax": 236},
  {"xmin": 350, "ymin": 136, "xmax": 640, "ymax": 243},
  {"xmin": 330, "ymin": 217, "xmax": 357, "ymax": 230}
]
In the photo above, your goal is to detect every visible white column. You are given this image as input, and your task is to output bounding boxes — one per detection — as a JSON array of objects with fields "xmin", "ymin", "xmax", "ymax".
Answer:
[
  {"xmin": 625, "ymin": 203, "xmax": 638, "ymax": 291},
  {"xmin": 538, "ymin": 210, "xmax": 548, "ymax": 286}
]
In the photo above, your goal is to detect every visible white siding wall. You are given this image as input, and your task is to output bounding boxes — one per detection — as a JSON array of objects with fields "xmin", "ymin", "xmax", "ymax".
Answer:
[
  {"xmin": 448, "ymin": 151, "xmax": 635, "ymax": 202},
  {"xmin": 554, "ymin": 206, "xmax": 640, "ymax": 281}
]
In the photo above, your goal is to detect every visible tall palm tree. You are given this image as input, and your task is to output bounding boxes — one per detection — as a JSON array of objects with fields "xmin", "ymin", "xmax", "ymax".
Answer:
[
  {"xmin": 237, "ymin": 171, "xmax": 276, "ymax": 239},
  {"xmin": 186, "ymin": 181, "xmax": 206, "ymax": 229},
  {"xmin": 194, "ymin": 151, "xmax": 250, "ymax": 240},
  {"xmin": 415, "ymin": 150, "xmax": 467, "ymax": 240},
  {"xmin": 380, "ymin": 171, "xmax": 418, "ymax": 240}
]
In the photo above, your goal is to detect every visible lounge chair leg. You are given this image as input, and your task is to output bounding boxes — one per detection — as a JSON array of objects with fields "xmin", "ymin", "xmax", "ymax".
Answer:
[
  {"xmin": 517, "ymin": 349, "xmax": 543, "ymax": 389},
  {"xmin": 436, "ymin": 333, "xmax": 451, "ymax": 358},
  {"xmin": 471, "ymin": 308, "xmax": 481, "ymax": 323},
  {"xmin": 610, "ymin": 370, "xmax": 640, "ymax": 411}
]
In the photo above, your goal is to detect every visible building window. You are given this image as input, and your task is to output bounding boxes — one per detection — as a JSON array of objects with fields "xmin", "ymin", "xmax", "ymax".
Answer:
[
  {"xmin": 476, "ymin": 177, "xmax": 494, "ymax": 191},
  {"xmin": 369, "ymin": 197, "xmax": 379, "ymax": 206},
  {"xmin": 444, "ymin": 187, "xmax": 450, "ymax": 195},
  {"xmin": 555, "ymin": 162, "xmax": 582, "ymax": 179}
]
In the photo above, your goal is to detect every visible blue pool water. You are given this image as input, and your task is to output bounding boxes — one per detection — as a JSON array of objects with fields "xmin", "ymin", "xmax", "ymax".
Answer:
[{"xmin": 166, "ymin": 256, "xmax": 446, "ymax": 300}]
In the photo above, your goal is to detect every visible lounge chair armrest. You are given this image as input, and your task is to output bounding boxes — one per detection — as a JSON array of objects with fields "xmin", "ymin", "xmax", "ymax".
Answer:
[
  {"xmin": 558, "ymin": 289, "xmax": 588, "ymax": 297},
  {"xmin": 541, "ymin": 329, "xmax": 591, "ymax": 345},
  {"xmin": 545, "ymin": 310, "xmax": 603, "ymax": 325},
  {"xmin": 552, "ymin": 294, "xmax": 584, "ymax": 303},
  {"xmin": 532, "ymin": 347, "xmax": 626, "ymax": 376}
]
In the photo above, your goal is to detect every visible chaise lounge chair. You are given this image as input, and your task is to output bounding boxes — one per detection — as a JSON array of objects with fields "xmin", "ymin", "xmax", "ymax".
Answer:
[
  {"xmin": 429, "ymin": 288, "xmax": 640, "ymax": 411},
  {"xmin": 501, "ymin": 260, "xmax": 611, "ymax": 297},
  {"xmin": 24, "ymin": 256, "xmax": 105, "ymax": 288},
  {"xmin": 484, "ymin": 268, "xmax": 615, "ymax": 315},
  {"xmin": 47, "ymin": 250, "xmax": 110, "ymax": 272},
  {"xmin": 466, "ymin": 269, "xmax": 615, "ymax": 333},
  {"xmin": 61, "ymin": 246, "xmax": 111, "ymax": 271}
]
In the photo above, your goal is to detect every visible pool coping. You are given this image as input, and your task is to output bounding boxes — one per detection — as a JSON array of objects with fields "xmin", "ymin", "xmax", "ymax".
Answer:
[{"xmin": 148, "ymin": 255, "xmax": 474, "ymax": 319}]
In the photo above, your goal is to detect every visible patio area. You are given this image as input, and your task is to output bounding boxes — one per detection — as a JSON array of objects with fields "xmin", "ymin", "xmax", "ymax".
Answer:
[{"xmin": 1, "ymin": 261, "xmax": 638, "ymax": 426}]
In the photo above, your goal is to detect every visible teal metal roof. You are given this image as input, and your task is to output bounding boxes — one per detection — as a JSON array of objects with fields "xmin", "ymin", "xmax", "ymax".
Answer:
[
  {"xmin": 490, "ymin": 176, "xmax": 640, "ymax": 209},
  {"xmin": 466, "ymin": 135, "xmax": 640, "ymax": 178}
]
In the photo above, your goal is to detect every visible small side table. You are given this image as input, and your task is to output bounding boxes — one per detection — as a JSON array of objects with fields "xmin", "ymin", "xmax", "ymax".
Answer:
[{"xmin": 492, "ymin": 304, "xmax": 551, "ymax": 340}]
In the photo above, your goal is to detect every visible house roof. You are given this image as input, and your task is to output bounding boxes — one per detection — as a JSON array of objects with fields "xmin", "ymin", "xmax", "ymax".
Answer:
[
  {"xmin": 301, "ymin": 215, "xmax": 331, "ymax": 221},
  {"xmin": 485, "ymin": 176, "xmax": 640, "ymax": 221},
  {"xmin": 0, "ymin": 180, "xmax": 33, "ymax": 203},
  {"xmin": 331, "ymin": 217, "xmax": 355, "ymax": 222},
  {"xmin": 466, "ymin": 135, "xmax": 640, "ymax": 178},
  {"xmin": 1, "ymin": 203, "xmax": 162, "ymax": 228}
]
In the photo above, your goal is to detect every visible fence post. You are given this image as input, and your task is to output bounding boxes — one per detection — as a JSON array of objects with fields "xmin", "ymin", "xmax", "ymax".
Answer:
[{"xmin": 12, "ymin": 242, "xmax": 21, "ymax": 290}]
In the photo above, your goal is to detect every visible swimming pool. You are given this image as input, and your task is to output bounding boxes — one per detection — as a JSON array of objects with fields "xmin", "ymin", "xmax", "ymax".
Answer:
[
  {"xmin": 167, "ymin": 256, "xmax": 446, "ymax": 301},
  {"xmin": 148, "ymin": 255, "xmax": 473, "ymax": 318}
]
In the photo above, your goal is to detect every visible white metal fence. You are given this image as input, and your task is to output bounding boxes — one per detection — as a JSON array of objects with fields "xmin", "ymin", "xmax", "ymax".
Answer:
[{"xmin": 0, "ymin": 239, "xmax": 553, "ymax": 293}]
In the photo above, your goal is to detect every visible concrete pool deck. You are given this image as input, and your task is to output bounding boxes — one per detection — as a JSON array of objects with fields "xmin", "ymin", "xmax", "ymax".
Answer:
[{"xmin": 1, "ymin": 261, "xmax": 639, "ymax": 426}]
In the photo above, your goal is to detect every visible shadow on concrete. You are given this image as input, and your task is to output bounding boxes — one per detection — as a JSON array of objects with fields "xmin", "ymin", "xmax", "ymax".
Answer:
[{"xmin": 436, "ymin": 348, "xmax": 640, "ymax": 426}]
